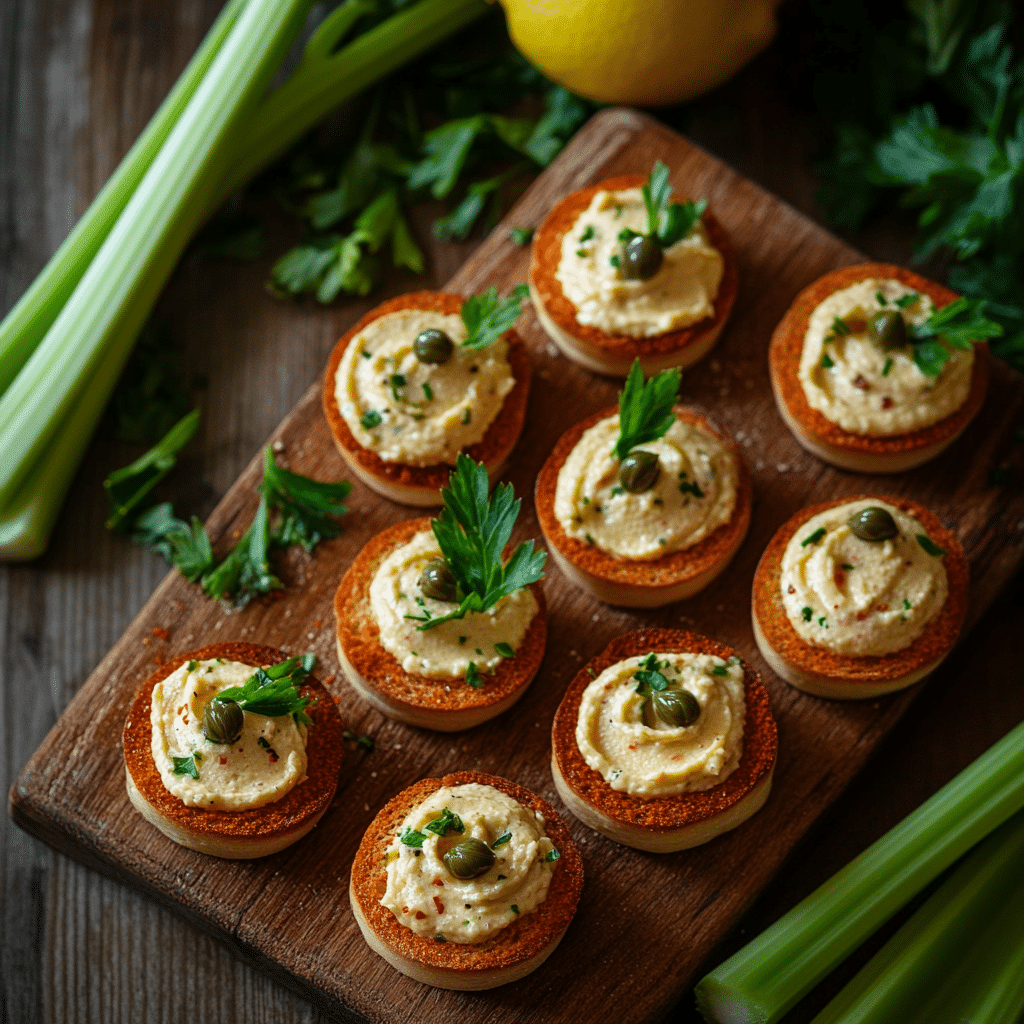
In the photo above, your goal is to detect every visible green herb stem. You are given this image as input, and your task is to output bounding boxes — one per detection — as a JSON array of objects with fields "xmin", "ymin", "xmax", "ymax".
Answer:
[
  {"xmin": 694, "ymin": 719, "xmax": 1024, "ymax": 1024},
  {"xmin": 809, "ymin": 809, "xmax": 1024, "ymax": 1024}
]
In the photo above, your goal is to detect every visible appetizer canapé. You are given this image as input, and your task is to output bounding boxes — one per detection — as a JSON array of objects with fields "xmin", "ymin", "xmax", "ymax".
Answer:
[
  {"xmin": 536, "ymin": 361, "xmax": 750, "ymax": 607},
  {"xmin": 123, "ymin": 643, "xmax": 343, "ymax": 858},
  {"xmin": 335, "ymin": 456, "xmax": 546, "ymax": 730},
  {"xmin": 323, "ymin": 288, "xmax": 531, "ymax": 504},
  {"xmin": 752, "ymin": 497, "xmax": 969, "ymax": 698},
  {"xmin": 530, "ymin": 161, "xmax": 737, "ymax": 375},
  {"xmin": 350, "ymin": 771, "xmax": 583, "ymax": 990},
  {"xmin": 551, "ymin": 629, "xmax": 777, "ymax": 852},
  {"xmin": 769, "ymin": 264, "xmax": 999, "ymax": 472}
]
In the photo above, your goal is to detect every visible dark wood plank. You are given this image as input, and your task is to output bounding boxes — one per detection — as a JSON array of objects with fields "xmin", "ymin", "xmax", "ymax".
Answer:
[{"xmin": 10, "ymin": 108, "xmax": 1024, "ymax": 1024}]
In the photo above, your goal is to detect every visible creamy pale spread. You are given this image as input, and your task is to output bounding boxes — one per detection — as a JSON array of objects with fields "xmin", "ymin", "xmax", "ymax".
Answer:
[
  {"xmin": 335, "ymin": 308, "xmax": 515, "ymax": 465},
  {"xmin": 369, "ymin": 530, "xmax": 538, "ymax": 677},
  {"xmin": 798, "ymin": 279, "xmax": 973, "ymax": 435},
  {"xmin": 553, "ymin": 414, "xmax": 737, "ymax": 560},
  {"xmin": 380, "ymin": 783, "xmax": 558, "ymax": 944},
  {"xmin": 150, "ymin": 659, "xmax": 308, "ymax": 810},
  {"xmin": 576, "ymin": 652, "xmax": 745, "ymax": 798},
  {"xmin": 555, "ymin": 187, "xmax": 723, "ymax": 337},
  {"xmin": 780, "ymin": 499, "xmax": 948, "ymax": 656}
]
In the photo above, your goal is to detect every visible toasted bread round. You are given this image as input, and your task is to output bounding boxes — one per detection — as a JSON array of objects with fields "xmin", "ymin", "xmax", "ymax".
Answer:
[
  {"xmin": 322, "ymin": 292, "xmax": 531, "ymax": 506},
  {"xmin": 551, "ymin": 629, "xmax": 776, "ymax": 852},
  {"xmin": 349, "ymin": 770, "xmax": 583, "ymax": 990},
  {"xmin": 751, "ymin": 496, "xmax": 969, "ymax": 699},
  {"xmin": 769, "ymin": 263, "xmax": 989, "ymax": 473},
  {"xmin": 335, "ymin": 518, "xmax": 547, "ymax": 731},
  {"xmin": 535, "ymin": 406, "xmax": 751, "ymax": 607},
  {"xmin": 123, "ymin": 642, "xmax": 344, "ymax": 859},
  {"xmin": 529, "ymin": 174, "xmax": 737, "ymax": 377}
]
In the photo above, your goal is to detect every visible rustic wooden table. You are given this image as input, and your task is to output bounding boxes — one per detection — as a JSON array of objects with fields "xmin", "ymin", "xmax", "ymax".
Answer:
[{"xmin": 2, "ymin": 3, "xmax": 1022, "ymax": 1022}]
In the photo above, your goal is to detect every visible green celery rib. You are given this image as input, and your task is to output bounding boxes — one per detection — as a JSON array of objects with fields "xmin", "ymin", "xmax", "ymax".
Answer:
[
  {"xmin": 0, "ymin": 0, "xmax": 490, "ymax": 561},
  {"xmin": 809, "ymin": 808, "xmax": 1024, "ymax": 1024},
  {"xmin": 694, "ymin": 718, "xmax": 1024, "ymax": 1024},
  {"xmin": 0, "ymin": 0, "xmax": 314, "ymax": 531},
  {"xmin": 0, "ymin": 0, "xmax": 249, "ymax": 396}
]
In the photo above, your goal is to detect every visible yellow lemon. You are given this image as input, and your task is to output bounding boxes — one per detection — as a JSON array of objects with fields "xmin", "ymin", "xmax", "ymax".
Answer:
[{"xmin": 497, "ymin": 0, "xmax": 780, "ymax": 107}]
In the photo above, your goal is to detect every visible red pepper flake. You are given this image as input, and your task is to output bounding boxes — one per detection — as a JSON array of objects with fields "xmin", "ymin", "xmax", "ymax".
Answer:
[
  {"xmin": 856, "ymin": 611, "xmax": 870, "ymax": 621},
  {"xmin": 433, "ymin": 896, "xmax": 445, "ymax": 915},
  {"xmin": 402, "ymin": 906, "xmax": 409, "ymax": 914},
  {"xmin": 833, "ymin": 567, "xmax": 845, "ymax": 589},
  {"xmin": 846, "ymin": 316, "xmax": 866, "ymax": 334},
  {"xmin": 312, "ymin": 619, "xmax": 323, "ymax": 628},
  {"xmin": 324, "ymin": 675, "xmax": 335, "ymax": 685},
  {"xmin": 787, "ymin": 585, "xmax": 796, "ymax": 594},
  {"xmin": 153, "ymin": 653, "xmax": 165, "ymax": 666},
  {"xmin": 415, "ymin": 911, "xmax": 427, "ymax": 920},
  {"xmin": 628, "ymin": 744, "xmax": 637, "ymax": 751},
  {"xmin": 177, "ymin": 705, "xmax": 188, "ymax": 716},
  {"xmin": 852, "ymin": 374, "xmax": 870, "ymax": 391},
  {"xmin": 432, "ymin": 878, "xmax": 445, "ymax": 887},
  {"xmin": 174, "ymin": 601, "xmax": 185, "ymax": 611},
  {"xmin": 876, "ymin": 603, "xmax": 889, "ymax": 612},
  {"xmin": 151, "ymin": 626, "xmax": 170, "ymax": 641},
  {"xmin": 881, "ymin": 396, "xmax": 894, "ymax": 409},
  {"xmin": 219, "ymin": 756, "xmax": 227, "ymax": 765}
]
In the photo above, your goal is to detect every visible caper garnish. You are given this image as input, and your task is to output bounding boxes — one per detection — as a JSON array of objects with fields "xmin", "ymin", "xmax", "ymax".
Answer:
[
  {"xmin": 651, "ymin": 688, "xmax": 701, "ymax": 728},
  {"xmin": 866, "ymin": 310, "xmax": 908, "ymax": 351},
  {"xmin": 618, "ymin": 450, "xmax": 660, "ymax": 493},
  {"xmin": 620, "ymin": 235, "xmax": 663, "ymax": 280},
  {"xmin": 443, "ymin": 838, "xmax": 495, "ymax": 880},
  {"xmin": 413, "ymin": 328, "xmax": 454, "ymax": 364},
  {"xmin": 847, "ymin": 506, "xmax": 899, "ymax": 542},
  {"xmin": 419, "ymin": 557, "xmax": 457, "ymax": 603},
  {"xmin": 203, "ymin": 698, "xmax": 244, "ymax": 746}
]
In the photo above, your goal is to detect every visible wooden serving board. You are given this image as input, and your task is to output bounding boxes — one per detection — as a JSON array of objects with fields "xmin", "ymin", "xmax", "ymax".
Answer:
[{"xmin": 11, "ymin": 109, "xmax": 1024, "ymax": 1024}]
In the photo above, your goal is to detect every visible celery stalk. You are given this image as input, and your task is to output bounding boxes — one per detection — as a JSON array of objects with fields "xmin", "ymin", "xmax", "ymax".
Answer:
[
  {"xmin": 0, "ymin": 0, "xmax": 249, "ymax": 396},
  {"xmin": 694, "ymin": 719, "xmax": 1024, "ymax": 1024},
  {"xmin": 810, "ymin": 809, "xmax": 1024, "ymax": 1024},
  {"xmin": 0, "ymin": 0, "xmax": 314, "ymax": 545},
  {"xmin": 0, "ymin": 0, "xmax": 489, "ymax": 561}
]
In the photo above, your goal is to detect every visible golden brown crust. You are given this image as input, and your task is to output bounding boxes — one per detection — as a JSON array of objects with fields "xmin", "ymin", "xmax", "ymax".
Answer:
[
  {"xmin": 528, "ymin": 175, "xmax": 737, "ymax": 360},
  {"xmin": 123, "ymin": 642, "xmax": 343, "ymax": 841},
  {"xmin": 769, "ymin": 263, "xmax": 989, "ymax": 458},
  {"xmin": 752, "ymin": 496, "xmax": 969, "ymax": 686},
  {"xmin": 334, "ymin": 518, "xmax": 547, "ymax": 716},
  {"xmin": 535, "ymin": 406, "xmax": 751, "ymax": 594},
  {"xmin": 551, "ymin": 629, "xmax": 777, "ymax": 833},
  {"xmin": 322, "ymin": 291, "xmax": 532, "ymax": 492},
  {"xmin": 350, "ymin": 771, "xmax": 582, "ymax": 976}
]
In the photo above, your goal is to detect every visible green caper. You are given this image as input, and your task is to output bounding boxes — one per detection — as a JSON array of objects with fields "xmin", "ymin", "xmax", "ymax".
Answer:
[
  {"xmin": 419, "ymin": 557, "xmax": 457, "ymax": 603},
  {"xmin": 847, "ymin": 506, "xmax": 899, "ymax": 542},
  {"xmin": 618, "ymin": 450, "xmax": 660, "ymax": 493},
  {"xmin": 203, "ymin": 699, "xmax": 244, "ymax": 746},
  {"xmin": 866, "ymin": 310, "xmax": 908, "ymax": 351},
  {"xmin": 443, "ymin": 838, "xmax": 495, "ymax": 879},
  {"xmin": 620, "ymin": 235, "xmax": 663, "ymax": 280},
  {"xmin": 413, "ymin": 328, "xmax": 454, "ymax": 364},
  {"xmin": 651, "ymin": 688, "xmax": 701, "ymax": 728}
]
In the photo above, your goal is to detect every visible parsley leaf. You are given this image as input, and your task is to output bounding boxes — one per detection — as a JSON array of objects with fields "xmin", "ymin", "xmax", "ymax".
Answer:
[
  {"xmin": 465, "ymin": 661, "xmax": 484, "ymax": 688},
  {"xmin": 615, "ymin": 359, "xmax": 681, "ymax": 461},
  {"xmin": 171, "ymin": 754, "xmax": 201, "ymax": 780},
  {"xmin": 200, "ymin": 494, "xmax": 282, "ymax": 606},
  {"xmin": 641, "ymin": 161, "xmax": 707, "ymax": 247},
  {"xmin": 461, "ymin": 285, "xmax": 529, "ymax": 350},
  {"xmin": 425, "ymin": 807, "xmax": 465, "ymax": 837},
  {"xmin": 544, "ymin": 848, "xmax": 561, "ymax": 862},
  {"xmin": 492, "ymin": 831, "xmax": 512, "ymax": 848},
  {"xmin": 907, "ymin": 297, "xmax": 1003, "ymax": 375},
  {"xmin": 916, "ymin": 533, "xmax": 948, "ymax": 556},
  {"xmin": 214, "ymin": 653, "xmax": 316, "ymax": 724},
  {"xmin": 509, "ymin": 227, "xmax": 534, "ymax": 246},
  {"xmin": 400, "ymin": 827, "xmax": 427, "ymax": 849},
  {"xmin": 416, "ymin": 455, "xmax": 545, "ymax": 631},
  {"xmin": 130, "ymin": 503, "xmax": 213, "ymax": 582},
  {"xmin": 103, "ymin": 410, "xmax": 200, "ymax": 530},
  {"xmin": 261, "ymin": 448, "xmax": 351, "ymax": 552}
]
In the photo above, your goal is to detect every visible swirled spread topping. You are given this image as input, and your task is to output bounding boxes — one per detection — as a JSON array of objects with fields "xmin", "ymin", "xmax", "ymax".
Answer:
[
  {"xmin": 369, "ymin": 530, "xmax": 538, "ymax": 677},
  {"xmin": 553, "ymin": 413, "xmax": 737, "ymax": 560},
  {"xmin": 798, "ymin": 279, "xmax": 973, "ymax": 435},
  {"xmin": 335, "ymin": 308, "xmax": 515, "ymax": 465},
  {"xmin": 150, "ymin": 659, "xmax": 307, "ymax": 810},
  {"xmin": 780, "ymin": 499, "xmax": 949, "ymax": 656},
  {"xmin": 556, "ymin": 187, "xmax": 723, "ymax": 337},
  {"xmin": 380, "ymin": 782, "xmax": 558, "ymax": 944},
  {"xmin": 576, "ymin": 651, "xmax": 745, "ymax": 798}
]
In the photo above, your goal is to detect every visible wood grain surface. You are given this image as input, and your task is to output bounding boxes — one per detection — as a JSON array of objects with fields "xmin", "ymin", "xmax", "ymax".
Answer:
[
  {"xmin": 4, "ymin": 5, "xmax": 1024, "ymax": 1024},
  {"xmin": 10, "ymin": 106, "xmax": 1024, "ymax": 1024}
]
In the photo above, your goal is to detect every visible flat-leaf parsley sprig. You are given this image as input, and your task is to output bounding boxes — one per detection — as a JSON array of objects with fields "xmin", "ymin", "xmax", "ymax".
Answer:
[
  {"xmin": 461, "ymin": 285, "xmax": 529, "ymax": 350},
  {"xmin": 908, "ymin": 297, "xmax": 1003, "ymax": 377},
  {"xmin": 641, "ymin": 160, "xmax": 708, "ymax": 249},
  {"xmin": 213, "ymin": 653, "xmax": 316, "ymax": 725},
  {"xmin": 408, "ymin": 454, "xmax": 546, "ymax": 631},
  {"xmin": 615, "ymin": 359, "xmax": 682, "ymax": 460}
]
